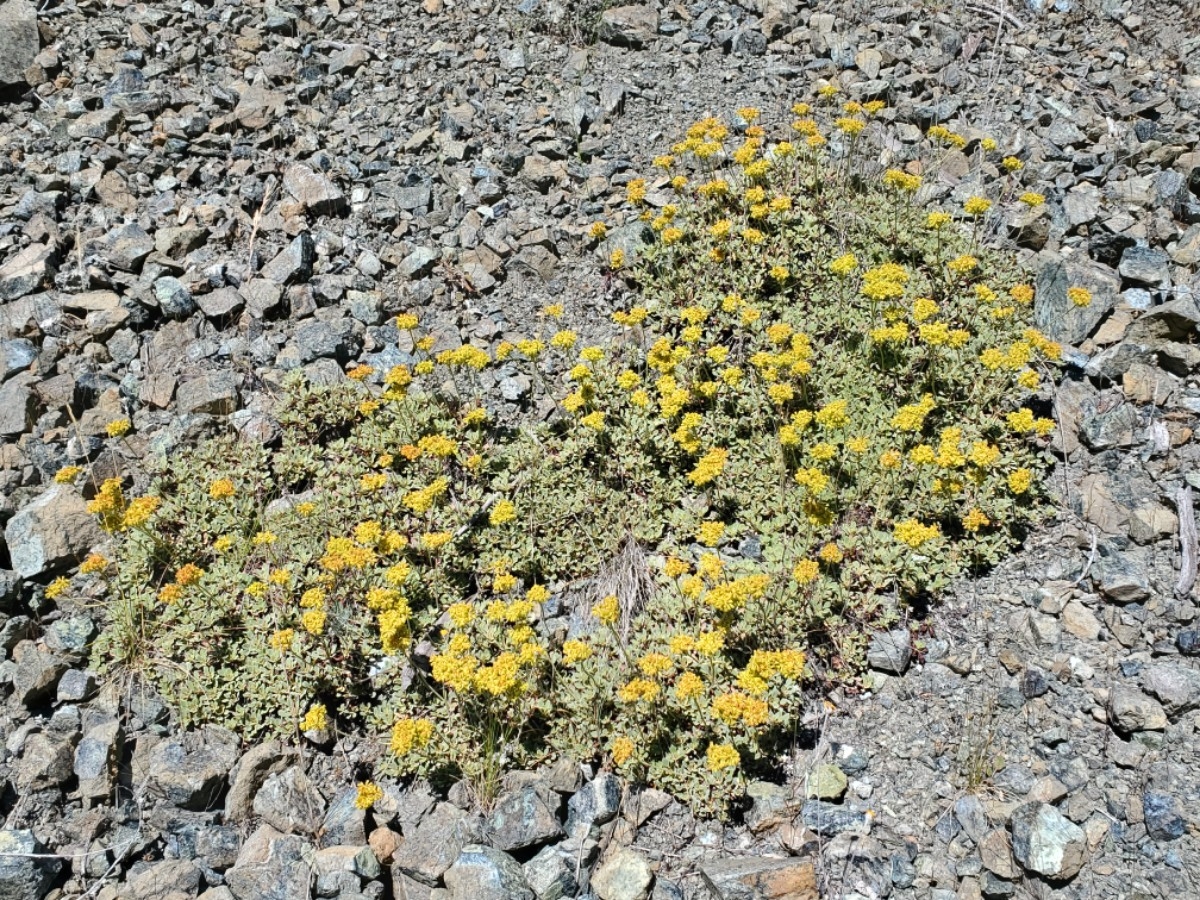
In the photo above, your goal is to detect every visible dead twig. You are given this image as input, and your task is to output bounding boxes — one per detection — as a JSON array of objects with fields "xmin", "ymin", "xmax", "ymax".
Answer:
[{"xmin": 1174, "ymin": 485, "xmax": 1197, "ymax": 598}]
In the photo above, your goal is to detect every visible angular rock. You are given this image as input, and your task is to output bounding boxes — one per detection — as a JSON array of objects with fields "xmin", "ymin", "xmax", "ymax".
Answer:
[
  {"xmin": 126, "ymin": 860, "xmax": 203, "ymax": 900},
  {"xmin": 800, "ymin": 800, "xmax": 868, "ymax": 836},
  {"xmin": 598, "ymin": 5, "xmax": 659, "ymax": 48},
  {"xmin": 253, "ymin": 765, "xmax": 326, "ymax": 834},
  {"xmin": 867, "ymin": 627, "xmax": 911, "ymax": 674},
  {"xmin": 392, "ymin": 802, "xmax": 473, "ymax": 885},
  {"xmin": 1009, "ymin": 802, "xmax": 1087, "ymax": 881},
  {"xmin": 806, "ymin": 764, "xmax": 848, "ymax": 800},
  {"xmin": 488, "ymin": 782, "xmax": 563, "ymax": 852},
  {"xmin": 319, "ymin": 787, "xmax": 367, "ymax": 848},
  {"xmin": 592, "ymin": 848, "xmax": 653, "ymax": 900},
  {"xmin": 978, "ymin": 829, "xmax": 1017, "ymax": 879},
  {"xmin": 4, "ymin": 485, "xmax": 104, "ymax": 578},
  {"xmin": 11, "ymin": 641, "xmax": 68, "ymax": 706},
  {"xmin": 0, "ymin": 243, "xmax": 57, "ymax": 300},
  {"xmin": 0, "ymin": 830, "xmax": 61, "ymax": 900},
  {"xmin": 259, "ymin": 233, "xmax": 315, "ymax": 285},
  {"xmin": 1108, "ymin": 684, "xmax": 1168, "ymax": 733},
  {"xmin": 1091, "ymin": 553, "xmax": 1150, "ymax": 604},
  {"xmin": 523, "ymin": 846, "xmax": 578, "ymax": 900},
  {"xmin": 0, "ymin": 374, "xmax": 39, "ymax": 438},
  {"xmin": 75, "ymin": 719, "xmax": 123, "ymax": 800},
  {"xmin": 177, "ymin": 371, "xmax": 240, "ymax": 415},
  {"xmin": 1142, "ymin": 664, "xmax": 1200, "ymax": 717},
  {"xmin": 565, "ymin": 772, "xmax": 621, "ymax": 836},
  {"xmin": 1118, "ymin": 245, "xmax": 1171, "ymax": 286},
  {"xmin": 153, "ymin": 276, "xmax": 196, "ymax": 319},
  {"xmin": 1142, "ymin": 791, "xmax": 1186, "ymax": 841},
  {"xmin": 284, "ymin": 164, "xmax": 348, "ymax": 216},
  {"xmin": 225, "ymin": 825, "xmax": 313, "ymax": 900},
  {"xmin": 147, "ymin": 725, "xmax": 240, "ymax": 811},
  {"xmin": 0, "ymin": 0, "xmax": 38, "ymax": 86},
  {"xmin": 699, "ymin": 855, "xmax": 817, "ymax": 900},
  {"xmin": 1034, "ymin": 257, "xmax": 1119, "ymax": 346},
  {"xmin": 312, "ymin": 844, "xmax": 380, "ymax": 880},
  {"xmin": 225, "ymin": 741, "xmax": 296, "ymax": 821},
  {"xmin": 443, "ymin": 845, "xmax": 533, "ymax": 900}
]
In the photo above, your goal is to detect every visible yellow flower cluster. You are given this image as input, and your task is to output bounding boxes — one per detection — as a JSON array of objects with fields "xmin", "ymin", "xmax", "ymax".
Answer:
[
  {"xmin": 893, "ymin": 519, "xmax": 940, "ymax": 548},
  {"xmin": 390, "ymin": 717, "xmax": 433, "ymax": 755},
  {"xmin": 687, "ymin": 447, "xmax": 728, "ymax": 487}
]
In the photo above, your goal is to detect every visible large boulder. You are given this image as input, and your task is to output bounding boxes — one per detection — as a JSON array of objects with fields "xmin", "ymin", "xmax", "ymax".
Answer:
[
  {"xmin": 0, "ymin": 0, "xmax": 39, "ymax": 86},
  {"xmin": 4, "ymin": 486, "xmax": 103, "ymax": 578}
]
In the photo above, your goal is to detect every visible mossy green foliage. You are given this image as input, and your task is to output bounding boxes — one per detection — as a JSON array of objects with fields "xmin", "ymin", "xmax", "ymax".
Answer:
[{"xmin": 83, "ymin": 100, "xmax": 1058, "ymax": 816}]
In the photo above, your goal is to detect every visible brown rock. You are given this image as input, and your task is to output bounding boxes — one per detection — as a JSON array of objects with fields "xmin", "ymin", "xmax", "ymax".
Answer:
[{"xmin": 699, "ymin": 856, "xmax": 817, "ymax": 899}]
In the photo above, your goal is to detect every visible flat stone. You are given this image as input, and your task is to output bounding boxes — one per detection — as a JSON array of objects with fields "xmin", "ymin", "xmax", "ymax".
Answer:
[
  {"xmin": 598, "ymin": 5, "xmax": 659, "ymax": 48},
  {"xmin": 1009, "ymin": 802, "xmax": 1087, "ymax": 880},
  {"xmin": 0, "ymin": 0, "xmax": 39, "ymax": 86},
  {"xmin": 225, "ymin": 741, "xmax": 297, "ymax": 821},
  {"xmin": 487, "ymin": 782, "xmax": 563, "ymax": 852},
  {"xmin": 0, "ymin": 243, "xmax": 57, "ymax": 301},
  {"xmin": 1142, "ymin": 664, "xmax": 1200, "ymax": 717},
  {"xmin": 1108, "ymin": 684, "xmax": 1168, "ymax": 732},
  {"xmin": 259, "ymin": 233, "xmax": 315, "ymax": 285},
  {"xmin": 699, "ymin": 855, "xmax": 818, "ymax": 900},
  {"xmin": 1119, "ymin": 245, "xmax": 1171, "ymax": 285},
  {"xmin": 0, "ymin": 830, "xmax": 61, "ymax": 900},
  {"xmin": 4, "ymin": 644, "xmax": 60, "ymax": 709},
  {"xmin": 592, "ymin": 848, "xmax": 653, "ymax": 900},
  {"xmin": 253, "ymin": 765, "xmax": 326, "ymax": 834},
  {"xmin": 225, "ymin": 826, "xmax": 313, "ymax": 900},
  {"xmin": 177, "ymin": 371, "xmax": 240, "ymax": 415},
  {"xmin": 75, "ymin": 719, "xmax": 123, "ymax": 800},
  {"xmin": 565, "ymin": 772, "xmax": 621, "ymax": 837},
  {"xmin": 978, "ymin": 829, "xmax": 1017, "ymax": 879},
  {"xmin": 800, "ymin": 800, "xmax": 868, "ymax": 836},
  {"xmin": 443, "ymin": 845, "xmax": 533, "ymax": 900},
  {"xmin": 1091, "ymin": 553, "xmax": 1150, "ymax": 604},
  {"xmin": 867, "ymin": 627, "xmax": 911, "ymax": 673},
  {"xmin": 1034, "ymin": 256, "xmax": 1119, "ymax": 346},
  {"xmin": 0, "ymin": 374, "xmax": 39, "ymax": 438},
  {"xmin": 1060, "ymin": 601, "xmax": 1101, "ymax": 641},
  {"xmin": 392, "ymin": 802, "xmax": 474, "ymax": 885},
  {"xmin": 147, "ymin": 725, "xmax": 241, "ymax": 811},
  {"xmin": 284, "ymin": 164, "xmax": 348, "ymax": 216},
  {"xmin": 4, "ymin": 485, "xmax": 103, "ymax": 578}
]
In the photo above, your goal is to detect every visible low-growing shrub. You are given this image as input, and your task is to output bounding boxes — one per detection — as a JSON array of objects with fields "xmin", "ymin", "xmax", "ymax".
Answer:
[{"xmin": 71, "ymin": 96, "xmax": 1067, "ymax": 816}]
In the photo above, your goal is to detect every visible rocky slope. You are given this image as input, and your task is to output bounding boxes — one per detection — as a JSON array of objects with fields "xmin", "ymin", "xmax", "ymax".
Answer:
[{"xmin": 0, "ymin": 0, "xmax": 1198, "ymax": 898}]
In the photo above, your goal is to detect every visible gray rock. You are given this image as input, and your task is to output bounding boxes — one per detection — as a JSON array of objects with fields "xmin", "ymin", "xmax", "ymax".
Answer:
[
  {"xmin": 0, "ymin": 374, "xmax": 39, "ymax": 438},
  {"xmin": 15, "ymin": 731, "xmax": 74, "ymax": 790},
  {"xmin": 312, "ymin": 844, "xmax": 381, "ymax": 881},
  {"xmin": 598, "ymin": 5, "xmax": 659, "ymax": 48},
  {"xmin": 126, "ymin": 860, "xmax": 203, "ymax": 900},
  {"xmin": 225, "ymin": 741, "xmax": 296, "ymax": 821},
  {"xmin": 801, "ymin": 800, "xmax": 868, "ymax": 836},
  {"xmin": 1125, "ymin": 295, "xmax": 1200, "ymax": 345},
  {"xmin": 0, "ymin": 830, "xmax": 61, "ymax": 900},
  {"xmin": 1142, "ymin": 664, "xmax": 1200, "ymax": 717},
  {"xmin": 392, "ymin": 802, "xmax": 474, "ymax": 885},
  {"xmin": 565, "ymin": 772, "xmax": 621, "ymax": 836},
  {"xmin": 0, "ymin": 243, "xmax": 57, "ymax": 300},
  {"xmin": 592, "ymin": 848, "xmax": 653, "ymax": 900},
  {"xmin": 177, "ymin": 371, "xmax": 240, "ymax": 415},
  {"xmin": 4, "ymin": 485, "xmax": 103, "ymax": 578},
  {"xmin": 319, "ymin": 787, "xmax": 367, "ymax": 847},
  {"xmin": 196, "ymin": 287, "xmax": 244, "ymax": 319},
  {"xmin": 147, "ymin": 725, "xmax": 240, "ymax": 811},
  {"xmin": 487, "ymin": 782, "xmax": 563, "ymax": 852},
  {"xmin": 400, "ymin": 246, "xmax": 440, "ymax": 278},
  {"xmin": 253, "ymin": 765, "xmax": 326, "ymax": 834},
  {"xmin": 75, "ymin": 719, "xmax": 123, "ymax": 800},
  {"xmin": 1034, "ymin": 257, "xmax": 1119, "ymax": 345},
  {"xmin": 1091, "ymin": 552, "xmax": 1150, "ymax": 604},
  {"xmin": 867, "ymin": 627, "xmax": 911, "ymax": 674},
  {"xmin": 225, "ymin": 825, "xmax": 313, "ymax": 900},
  {"xmin": 1009, "ymin": 802, "xmax": 1087, "ymax": 880},
  {"xmin": 1142, "ymin": 791, "xmax": 1186, "ymax": 841},
  {"xmin": 92, "ymin": 222, "xmax": 154, "ymax": 272},
  {"xmin": 1118, "ymin": 245, "xmax": 1171, "ymax": 286},
  {"xmin": 259, "ymin": 233, "xmax": 315, "ymax": 285},
  {"xmin": 1108, "ymin": 684, "xmax": 1168, "ymax": 733},
  {"xmin": 699, "ymin": 856, "xmax": 817, "ymax": 899},
  {"xmin": 444, "ymin": 845, "xmax": 533, "ymax": 900},
  {"xmin": 241, "ymin": 279, "xmax": 283, "ymax": 318},
  {"xmin": 0, "ymin": 0, "xmax": 38, "ymax": 86},
  {"xmin": 1080, "ymin": 403, "xmax": 1138, "ymax": 450},
  {"xmin": 284, "ymin": 164, "xmax": 348, "ymax": 216},
  {"xmin": 955, "ymin": 795, "xmax": 990, "ymax": 843},
  {"xmin": 56, "ymin": 668, "xmax": 97, "ymax": 702},
  {"xmin": 522, "ymin": 846, "xmax": 578, "ymax": 900},
  {"xmin": 11, "ymin": 641, "xmax": 68, "ymax": 706},
  {"xmin": 806, "ymin": 763, "xmax": 848, "ymax": 800},
  {"xmin": 0, "ymin": 338, "xmax": 37, "ymax": 379},
  {"xmin": 153, "ymin": 276, "xmax": 196, "ymax": 319}
]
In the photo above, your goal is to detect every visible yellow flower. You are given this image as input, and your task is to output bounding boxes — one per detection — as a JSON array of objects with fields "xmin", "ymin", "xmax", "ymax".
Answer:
[
  {"xmin": 687, "ymin": 447, "xmax": 728, "ymax": 487},
  {"xmin": 1002, "ymin": 156, "xmax": 1024, "ymax": 172},
  {"xmin": 962, "ymin": 508, "xmax": 990, "ymax": 532},
  {"xmin": 253, "ymin": 531, "xmax": 277, "ymax": 546},
  {"xmin": 54, "ymin": 465, "xmax": 83, "ymax": 484},
  {"xmin": 175, "ymin": 563, "xmax": 204, "ymax": 586},
  {"xmin": 489, "ymin": 499, "xmax": 517, "ymax": 527},
  {"xmin": 269, "ymin": 629, "xmax": 295, "ymax": 652},
  {"xmin": 1007, "ymin": 408, "xmax": 1036, "ymax": 433},
  {"xmin": 1019, "ymin": 191, "xmax": 1045, "ymax": 206},
  {"xmin": 879, "ymin": 449, "xmax": 902, "ymax": 469},
  {"xmin": 105, "ymin": 418, "xmax": 131, "ymax": 438},
  {"xmin": 593, "ymin": 594, "xmax": 620, "ymax": 625},
  {"xmin": 947, "ymin": 255, "xmax": 978, "ymax": 275},
  {"xmin": 1008, "ymin": 468, "xmax": 1033, "ymax": 494},
  {"xmin": 963, "ymin": 196, "xmax": 992, "ymax": 216},
  {"xmin": 696, "ymin": 521, "xmax": 725, "ymax": 547},
  {"xmin": 912, "ymin": 297, "xmax": 938, "ymax": 322},
  {"xmin": 638, "ymin": 653, "xmax": 673, "ymax": 677},
  {"xmin": 618, "ymin": 678, "xmax": 660, "ymax": 703},
  {"xmin": 390, "ymin": 717, "xmax": 433, "ymax": 755},
  {"xmin": 675, "ymin": 672, "xmax": 704, "ymax": 701},
  {"xmin": 695, "ymin": 630, "xmax": 725, "ymax": 656},
  {"xmin": 625, "ymin": 179, "xmax": 647, "ymax": 204},
  {"xmin": 882, "ymin": 169, "xmax": 922, "ymax": 192},
  {"xmin": 1011, "ymin": 284, "xmax": 1035, "ymax": 305},
  {"xmin": 707, "ymin": 743, "xmax": 740, "ymax": 772},
  {"xmin": 893, "ymin": 519, "xmax": 940, "ymax": 548},
  {"xmin": 664, "ymin": 558, "xmax": 690, "ymax": 578},
  {"xmin": 213, "ymin": 535, "xmax": 235, "ymax": 553},
  {"xmin": 208, "ymin": 480, "xmax": 236, "ymax": 501},
  {"xmin": 420, "ymin": 531, "xmax": 453, "ymax": 551},
  {"xmin": 354, "ymin": 781, "xmax": 383, "ymax": 810},
  {"xmin": 580, "ymin": 411, "xmax": 606, "ymax": 431},
  {"xmin": 45, "ymin": 576, "xmax": 71, "ymax": 600},
  {"xmin": 302, "ymin": 609, "xmax": 326, "ymax": 636},
  {"xmin": 925, "ymin": 211, "xmax": 952, "ymax": 229},
  {"xmin": 562, "ymin": 640, "xmax": 592, "ymax": 665},
  {"xmin": 80, "ymin": 553, "xmax": 108, "ymax": 574},
  {"xmin": 891, "ymin": 394, "xmax": 936, "ymax": 432},
  {"xmin": 818, "ymin": 543, "xmax": 843, "ymax": 565},
  {"xmin": 1067, "ymin": 286, "xmax": 1092, "ymax": 307},
  {"xmin": 609, "ymin": 248, "xmax": 625, "ymax": 270},
  {"xmin": 300, "ymin": 704, "xmax": 328, "ymax": 733},
  {"xmin": 611, "ymin": 737, "xmax": 635, "ymax": 766},
  {"xmin": 158, "ymin": 584, "xmax": 183, "ymax": 604},
  {"xmin": 793, "ymin": 560, "xmax": 820, "ymax": 584}
]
